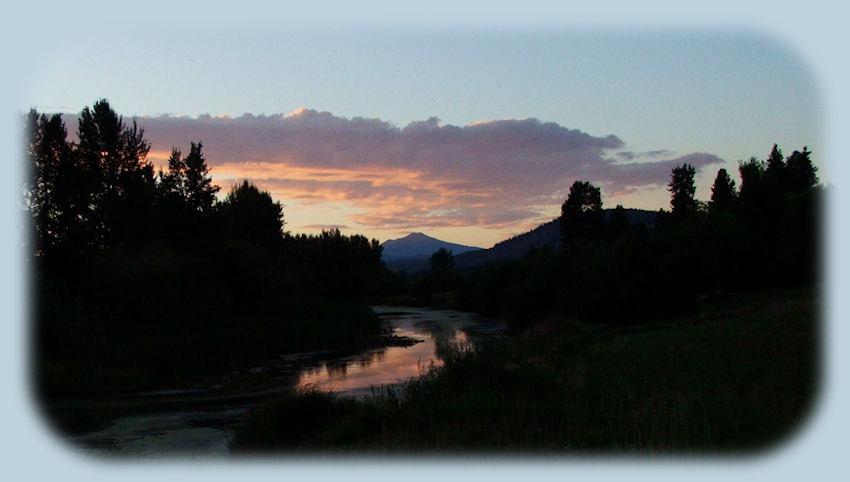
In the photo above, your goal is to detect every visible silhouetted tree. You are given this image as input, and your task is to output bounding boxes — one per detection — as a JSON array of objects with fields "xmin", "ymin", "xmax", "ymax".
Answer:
[
  {"xmin": 347, "ymin": 233, "xmax": 383, "ymax": 266},
  {"xmin": 430, "ymin": 247, "xmax": 454, "ymax": 278},
  {"xmin": 606, "ymin": 204, "xmax": 631, "ymax": 240},
  {"xmin": 560, "ymin": 180, "xmax": 603, "ymax": 242},
  {"xmin": 285, "ymin": 229, "xmax": 386, "ymax": 295},
  {"xmin": 158, "ymin": 148, "xmax": 187, "ymax": 201},
  {"xmin": 766, "ymin": 144, "xmax": 785, "ymax": 174},
  {"xmin": 786, "ymin": 146, "xmax": 818, "ymax": 193},
  {"xmin": 764, "ymin": 143, "xmax": 793, "ymax": 209},
  {"xmin": 27, "ymin": 101, "xmax": 402, "ymax": 398},
  {"xmin": 26, "ymin": 102, "xmax": 157, "ymax": 257},
  {"xmin": 668, "ymin": 164, "xmax": 697, "ymax": 221},
  {"xmin": 709, "ymin": 168, "xmax": 736, "ymax": 211},
  {"xmin": 155, "ymin": 142, "xmax": 220, "ymax": 247},
  {"xmin": 218, "ymin": 180, "xmax": 284, "ymax": 249},
  {"xmin": 25, "ymin": 111, "xmax": 79, "ymax": 256},
  {"xmin": 183, "ymin": 142, "xmax": 219, "ymax": 217},
  {"xmin": 738, "ymin": 156, "xmax": 766, "ymax": 219},
  {"xmin": 76, "ymin": 99, "xmax": 155, "ymax": 247},
  {"xmin": 154, "ymin": 148, "xmax": 188, "ymax": 247},
  {"xmin": 456, "ymin": 142, "xmax": 820, "ymax": 331}
]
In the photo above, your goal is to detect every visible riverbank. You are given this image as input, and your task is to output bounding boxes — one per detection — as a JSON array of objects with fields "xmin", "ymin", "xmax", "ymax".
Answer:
[
  {"xmin": 36, "ymin": 295, "xmax": 390, "ymax": 398},
  {"xmin": 35, "ymin": 294, "xmax": 401, "ymax": 440},
  {"xmin": 42, "ymin": 327, "xmax": 424, "ymax": 438},
  {"xmin": 232, "ymin": 287, "xmax": 818, "ymax": 453},
  {"xmin": 43, "ymin": 306, "xmax": 503, "ymax": 454}
]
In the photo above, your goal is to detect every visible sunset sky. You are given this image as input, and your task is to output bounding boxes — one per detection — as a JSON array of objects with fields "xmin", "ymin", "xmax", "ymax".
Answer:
[
  {"xmin": 5, "ymin": 1, "xmax": 850, "ymax": 478},
  {"xmin": 22, "ymin": 30, "xmax": 821, "ymax": 248}
]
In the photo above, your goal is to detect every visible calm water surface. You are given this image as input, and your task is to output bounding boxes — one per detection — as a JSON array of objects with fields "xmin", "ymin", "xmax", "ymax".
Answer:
[{"xmin": 58, "ymin": 306, "xmax": 506, "ymax": 456}]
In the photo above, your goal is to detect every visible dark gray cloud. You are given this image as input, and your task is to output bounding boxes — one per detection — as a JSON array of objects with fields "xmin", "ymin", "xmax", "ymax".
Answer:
[
  {"xmin": 64, "ymin": 109, "xmax": 724, "ymax": 230},
  {"xmin": 615, "ymin": 149, "xmax": 675, "ymax": 162},
  {"xmin": 300, "ymin": 224, "xmax": 350, "ymax": 231}
]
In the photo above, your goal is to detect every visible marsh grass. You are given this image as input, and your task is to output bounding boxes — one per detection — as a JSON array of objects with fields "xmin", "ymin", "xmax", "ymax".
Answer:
[{"xmin": 232, "ymin": 287, "xmax": 817, "ymax": 454}]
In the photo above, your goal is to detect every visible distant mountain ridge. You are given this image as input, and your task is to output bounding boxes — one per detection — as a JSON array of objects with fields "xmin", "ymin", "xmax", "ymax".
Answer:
[
  {"xmin": 381, "ymin": 232, "xmax": 483, "ymax": 262},
  {"xmin": 454, "ymin": 207, "xmax": 658, "ymax": 268},
  {"xmin": 384, "ymin": 209, "xmax": 659, "ymax": 273}
]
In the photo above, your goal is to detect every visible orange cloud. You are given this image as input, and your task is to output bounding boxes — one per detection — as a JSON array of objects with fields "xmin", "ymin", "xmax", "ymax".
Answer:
[{"xmin": 63, "ymin": 110, "xmax": 724, "ymax": 234}]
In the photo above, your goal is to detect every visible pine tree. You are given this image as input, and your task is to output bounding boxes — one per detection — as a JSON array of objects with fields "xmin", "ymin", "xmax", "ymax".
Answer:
[
  {"xmin": 766, "ymin": 144, "xmax": 785, "ymax": 173},
  {"xmin": 668, "ymin": 164, "xmax": 697, "ymax": 220},
  {"xmin": 25, "ymin": 111, "xmax": 79, "ymax": 255},
  {"xmin": 183, "ymin": 142, "xmax": 219, "ymax": 217},
  {"xmin": 159, "ymin": 148, "xmax": 187, "ymax": 200},
  {"xmin": 76, "ymin": 99, "xmax": 154, "ymax": 247},
  {"xmin": 709, "ymin": 168, "xmax": 736, "ymax": 210},
  {"xmin": 786, "ymin": 146, "xmax": 818, "ymax": 193},
  {"xmin": 738, "ymin": 157, "xmax": 765, "ymax": 200}
]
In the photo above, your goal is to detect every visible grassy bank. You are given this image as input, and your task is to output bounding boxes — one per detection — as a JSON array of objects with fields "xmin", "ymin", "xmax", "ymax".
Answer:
[{"xmin": 232, "ymin": 287, "xmax": 818, "ymax": 453}]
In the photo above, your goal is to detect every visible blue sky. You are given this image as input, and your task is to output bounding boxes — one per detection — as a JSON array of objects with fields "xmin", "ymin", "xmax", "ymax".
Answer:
[
  {"xmin": 17, "ymin": 27, "xmax": 827, "ymax": 247},
  {"xmin": 20, "ymin": 29, "xmax": 821, "ymax": 247}
]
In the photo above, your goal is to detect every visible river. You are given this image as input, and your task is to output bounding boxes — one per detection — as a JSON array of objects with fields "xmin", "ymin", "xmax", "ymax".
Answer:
[{"xmin": 47, "ymin": 306, "xmax": 506, "ymax": 456}]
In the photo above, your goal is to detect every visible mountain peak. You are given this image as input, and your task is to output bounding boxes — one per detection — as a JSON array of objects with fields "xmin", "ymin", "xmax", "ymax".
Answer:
[{"xmin": 381, "ymin": 232, "xmax": 482, "ymax": 262}]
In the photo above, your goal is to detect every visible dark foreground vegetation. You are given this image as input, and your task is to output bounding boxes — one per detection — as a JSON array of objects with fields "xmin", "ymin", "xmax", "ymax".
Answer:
[
  {"xmin": 26, "ymin": 99, "xmax": 821, "ymax": 452},
  {"xmin": 420, "ymin": 144, "xmax": 821, "ymax": 333},
  {"xmin": 26, "ymin": 101, "xmax": 395, "ymax": 396},
  {"xmin": 234, "ymin": 143, "xmax": 821, "ymax": 452},
  {"xmin": 233, "ymin": 287, "xmax": 817, "ymax": 453}
]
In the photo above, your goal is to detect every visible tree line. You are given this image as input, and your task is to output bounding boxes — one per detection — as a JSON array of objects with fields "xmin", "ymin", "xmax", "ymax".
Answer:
[
  {"xmin": 25, "ymin": 100, "xmax": 390, "ymax": 395},
  {"xmin": 25, "ymin": 99, "xmax": 822, "ymax": 391},
  {"xmin": 456, "ymin": 144, "xmax": 820, "ymax": 330}
]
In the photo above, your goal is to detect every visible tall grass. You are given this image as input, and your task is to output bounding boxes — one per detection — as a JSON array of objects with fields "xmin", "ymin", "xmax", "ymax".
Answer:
[{"xmin": 232, "ymin": 287, "xmax": 817, "ymax": 453}]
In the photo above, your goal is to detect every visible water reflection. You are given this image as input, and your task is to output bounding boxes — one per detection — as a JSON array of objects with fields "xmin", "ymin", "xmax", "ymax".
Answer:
[
  {"xmin": 62, "ymin": 306, "xmax": 506, "ymax": 454},
  {"xmin": 296, "ymin": 306, "xmax": 505, "ymax": 395}
]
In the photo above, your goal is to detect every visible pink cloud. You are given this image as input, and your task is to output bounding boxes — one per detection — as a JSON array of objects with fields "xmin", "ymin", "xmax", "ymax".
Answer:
[{"xmin": 62, "ymin": 109, "xmax": 724, "ymax": 231}]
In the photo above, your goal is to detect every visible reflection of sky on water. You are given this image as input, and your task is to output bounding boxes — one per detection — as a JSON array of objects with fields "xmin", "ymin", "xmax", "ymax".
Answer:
[
  {"xmin": 66, "ymin": 306, "xmax": 506, "ymax": 454},
  {"xmin": 296, "ymin": 307, "xmax": 491, "ymax": 394}
]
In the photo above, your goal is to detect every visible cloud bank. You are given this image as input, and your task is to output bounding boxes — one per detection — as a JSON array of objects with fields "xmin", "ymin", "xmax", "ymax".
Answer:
[{"xmin": 87, "ymin": 109, "xmax": 725, "ymax": 231}]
